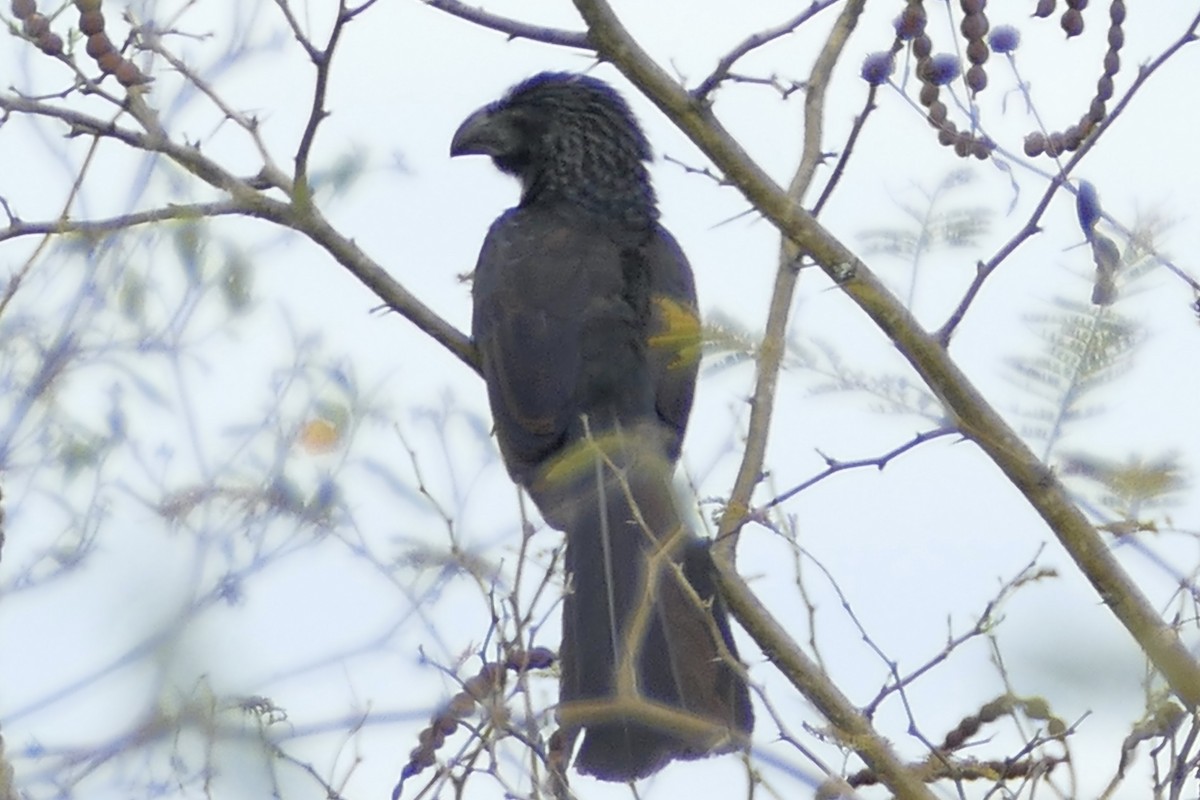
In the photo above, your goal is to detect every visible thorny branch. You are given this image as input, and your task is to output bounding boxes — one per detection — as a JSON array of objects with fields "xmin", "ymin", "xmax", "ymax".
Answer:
[{"xmin": 572, "ymin": 0, "xmax": 1200, "ymax": 777}]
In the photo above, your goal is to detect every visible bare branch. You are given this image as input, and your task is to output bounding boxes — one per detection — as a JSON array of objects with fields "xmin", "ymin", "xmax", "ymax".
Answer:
[
  {"xmin": 422, "ymin": 0, "xmax": 590, "ymax": 49},
  {"xmin": 0, "ymin": 201, "xmax": 249, "ymax": 244},
  {"xmin": 692, "ymin": 0, "xmax": 842, "ymax": 100},
  {"xmin": 574, "ymin": 0, "xmax": 1200, "ymax": 748},
  {"xmin": 760, "ymin": 427, "xmax": 960, "ymax": 512}
]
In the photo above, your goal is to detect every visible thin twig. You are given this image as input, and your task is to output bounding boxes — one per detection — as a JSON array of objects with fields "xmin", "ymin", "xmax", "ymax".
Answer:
[
  {"xmin": 422, "ymin": 0, "xmax": 590, "ymax": 49},
  {"xmin": 760, "ymin": 427, "xmax": 959, "ymax": 512},
  {"xmin": 692, "ymin": 1, "xmax": 842, "ymax": 100}
]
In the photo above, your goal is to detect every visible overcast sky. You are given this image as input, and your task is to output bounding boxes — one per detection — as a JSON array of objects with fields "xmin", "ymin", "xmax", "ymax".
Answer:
[{"xmin": 3, "ymin": 2, "xmax": 1200, "ymax": 799}]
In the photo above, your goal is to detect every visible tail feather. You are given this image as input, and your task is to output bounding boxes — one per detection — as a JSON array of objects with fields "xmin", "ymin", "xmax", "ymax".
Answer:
[{"xmin": 549, "ymin": 449, "xmax": 753, "ymax": 781}]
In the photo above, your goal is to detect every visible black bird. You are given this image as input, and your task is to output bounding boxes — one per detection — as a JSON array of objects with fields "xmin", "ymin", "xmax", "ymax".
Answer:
[{"xmin": 450, "ymin": 72, "xmax": 753, "ymax": 781}]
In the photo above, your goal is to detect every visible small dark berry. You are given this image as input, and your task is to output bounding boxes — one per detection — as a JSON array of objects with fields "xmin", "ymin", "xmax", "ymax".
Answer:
[
  {"xmin": 74, "ymin": 0, "xmax": 102, "ymax": 10},
  {"xmin": 1096, "ymin": 74, "xmax": 1113, "ymax": 100},
  {"xmin": 1024, "ymin": 132, "xmax": 1046, "ymax": 157},
  {"xmin": 961, "ymin": 0, "xmax": 985, "ymax": 15},
  {"xmin": 115, "ymin": 60, "xmax": 145, "ymax": 87},
  {"xmin": 40, "ymin": 32, "xmax": 63, "ymax": 55},
  {"xmin": 1048, "ymin": 131, "xmax": 1065, "ymax": 156},
  {"xmin": 1088, "ymin": 97, "xmax": 1106, "ymax": 122},
  {"xmin": 1108, "ymin": 25, "xmax": 1124, "ymax": 49},
  {"xmin": 919, "ymin": 81, "xmax": 939, "ymax": 106},
  {"xmin": 23, "ymin": 12, "xmax": 49, "ymax": 37},
  {"xmin": 966, "ymin": 39, "xmax": 990, "ymax": 65},
  {"xmin": 1034, "ymin": 0, "xmax": 1055, "ymax": 17},
  {"xmin": 961, "ymin": 13, "xmax": 989, "ymax": 40},
  {"xmin": 97, "ymin": 50, "xmax": 122, "ymax": 73},
  {"xmin": 80, "ymin": 10, "xmax": 104, "ymax": 34},
  {"xmin": 954, "ymin": 137, "xmax": 971, "ymax": 158},
  {"xmin": 1062, "ymin": 9, "xmax": 1083, "ymax": 36},
  {"xmin": 86, "ymin": 31, "xmax": 112, "ymax": 58},
  {"xmin": 927, "ymin": 101, "xmax": 948, "ymax": 125},
  {"xmin": 966, "ymin": 64, "xmax": 988, "ymax": 93},
  {"xmin": 913, "ymin": 34, "xmax": 932, "ymax": 59},
  {"xmin": 1104, "ymin": 50, "xmax": 1120, "ymax": 77},
  {"xmin": 1063, "ymin": 124, "xmax": 1082, "ymax": 150},
  {"xmin": 1110, "ymin": 0, "xmax": 1126, "ymax": 24},
  {"xmin": 12, "ymin": 0, "xmax": 36, "ymax": 18},
  {"xmin": 938, "ymin": 127, "xmax": 956, "ymax": 146}
]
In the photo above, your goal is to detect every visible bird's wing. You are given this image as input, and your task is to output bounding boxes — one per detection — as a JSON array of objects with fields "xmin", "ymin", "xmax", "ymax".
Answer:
[{"xmin": 644, "ymin": 223, "xmax": 700, "ymax": 463}]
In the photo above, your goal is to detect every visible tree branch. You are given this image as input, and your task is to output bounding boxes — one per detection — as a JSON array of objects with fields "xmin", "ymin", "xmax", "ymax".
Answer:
[
  {"xmin": 422, "ymin": 0, "xmax": 590, "ymax": 49},
  {"xmin": 692, "ymin": 0, "xmax": 842, "ymax": 100},
  {"xmin": 0, "ymin": 89, "xmax": 477, "ymax": 374},
  {"xmin": 572, "ymin": 3, "xmax": 943, "ymax": 799},
  {"xmin": 574, "ymin": 0, "xmax": 1200, "ymax": 757}
]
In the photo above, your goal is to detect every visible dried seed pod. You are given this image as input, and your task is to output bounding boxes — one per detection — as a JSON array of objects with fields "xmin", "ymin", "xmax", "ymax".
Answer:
[
  {"xmin": 115, "ymin": 60, "xmax": 147, "ymax": 87},
  {"xmin": 12, "ymin": 0, "xmax": 36, "ymax": 19},
  {"xmin": 40, "ymin": 31, "xmax": 63, "ymax": 55},
  {"xmin": 80, "ymin": 10, "xmax": 104, "ymax": 34},
  {"xmin": 966, "ymin": 64, "xmax": 988, "ymax": 93},
  {"xmin": 913, "ymin": 33, "xmax": 933, "ymax": 59},
  {"xmin": 1047, "ymin": 131, "xmax": 1065, "ymax": 156},
  {"xmin": 86, "ymin": 31, "xmax": 113, "ymax": 58},
  {"xmin": 1024, "ymin": 132, "xmax": 1046, "ymax": 156},
  {"xmin": 1063, "ymin": 124, "xmax": 1082, "ymax": 150},
  {"xmin": 961, "ymin": 12, "xmax": 989, "ymax": 40},
  {"xmin": 1103, "ymin": 49, "xmax": 1120, "ymax": 76},
  {"xmin": 966, "ymin": 38, "xmax": 990, "ymax": 65},
  {"xmin": 1108, "ymin": 24, "xmax": 1124, "ymax": 49},
  {"xmin": 23, "ymin": 12, "xmax": 49, "ymax": 37},
  {"xmin": 1088, "ymin": 97, "xmax": 1106, "ymax": 122},
  {"xmin": 1096, "ymin": 74, "xmax": 1113, "ymax": 100},
  {"xmin": 919, "ymin": 81, "xmax": 939, "ymax": 106},
  {"xmin": 97, "ymin": 50, "xmax": 122, "ymax": 73},
  {"xmin": 1110, "ymin": 0, "xmax": 1126, "ymax": 24},
  {"xmin": 1034, "ymin": 0, "xmax": 1055, "ymax": 17},
  {"xmin": 1061, "ymin": 8, "xmax": 1083, "ymax": 36}
]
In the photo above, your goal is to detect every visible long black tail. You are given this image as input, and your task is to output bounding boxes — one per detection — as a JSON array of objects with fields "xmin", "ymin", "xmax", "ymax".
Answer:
[{"xmin": 547, "ymin": 448, "xmax": 753, "ymax": 781}]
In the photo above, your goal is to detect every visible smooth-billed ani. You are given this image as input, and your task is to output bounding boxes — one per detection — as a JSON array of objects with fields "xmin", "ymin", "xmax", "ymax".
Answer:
[{"xmin": 450, "ymin": 72, "xmax": 753, "ymax": 781}]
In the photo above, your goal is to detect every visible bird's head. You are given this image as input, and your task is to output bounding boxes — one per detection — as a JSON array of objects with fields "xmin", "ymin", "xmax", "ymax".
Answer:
[{"xmin": 450, "ymin": 72, "xmax": 657, "ymax": 224}]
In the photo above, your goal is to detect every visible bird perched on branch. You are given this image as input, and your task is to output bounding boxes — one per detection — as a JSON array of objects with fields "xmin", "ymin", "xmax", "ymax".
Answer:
[{"xmin": 450, "ymin": 71, "xmax": 753, "ymax": 781}]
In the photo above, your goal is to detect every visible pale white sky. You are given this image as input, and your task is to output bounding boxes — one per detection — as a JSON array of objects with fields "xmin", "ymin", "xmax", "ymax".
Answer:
[{"xmin": 3, "ymin": 2, "xmax": 1200, "ymax": 798}]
